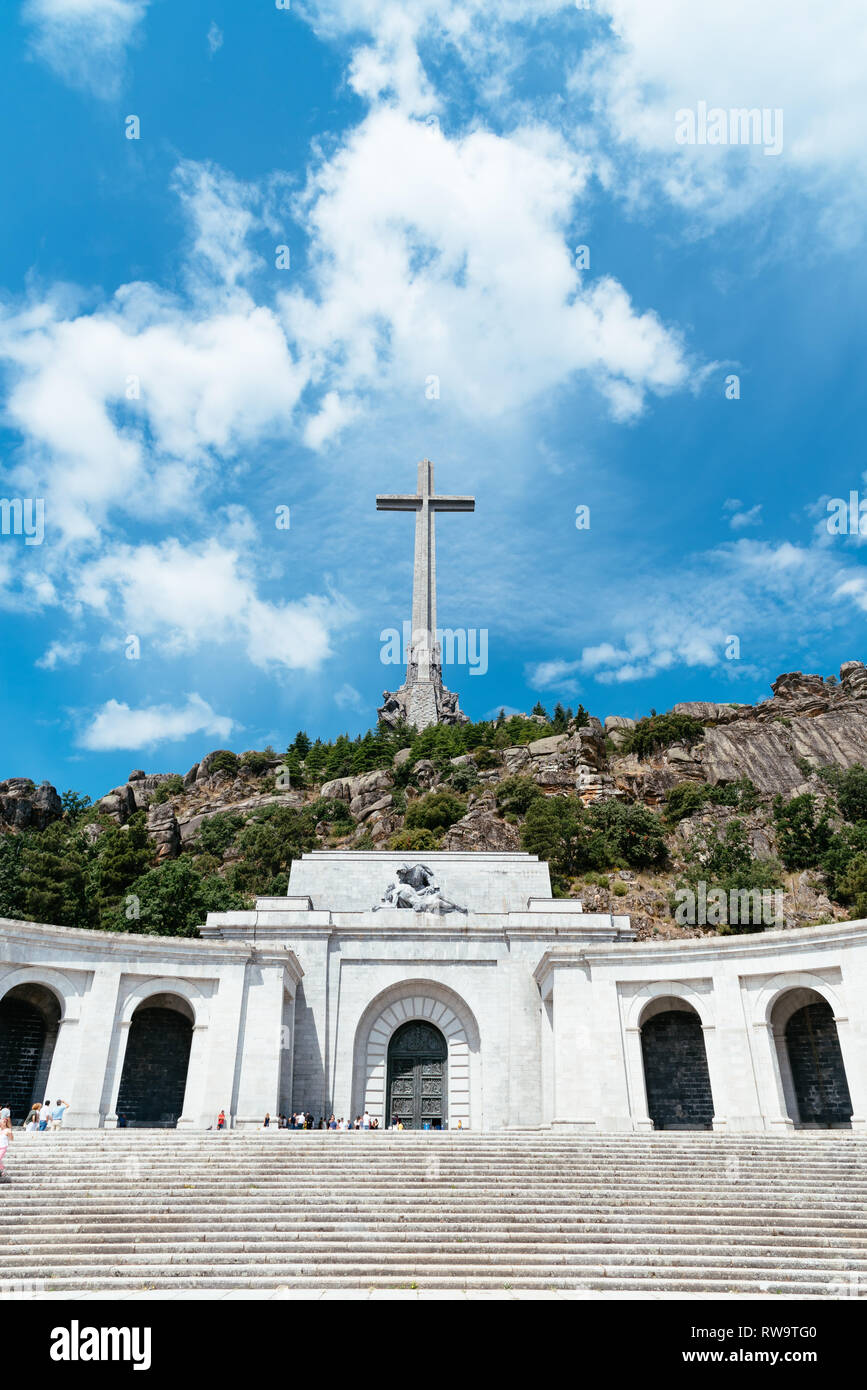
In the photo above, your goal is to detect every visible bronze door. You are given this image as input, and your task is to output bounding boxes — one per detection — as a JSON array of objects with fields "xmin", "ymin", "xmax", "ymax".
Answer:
[{"xmin": 386, "ymin": 1021, "xmax": 447, "ymax": 1129}]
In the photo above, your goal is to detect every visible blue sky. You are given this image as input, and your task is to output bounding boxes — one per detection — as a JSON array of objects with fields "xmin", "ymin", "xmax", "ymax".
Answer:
[{"xmin": 1, "ymin": 0, "xmax": 866, "ymax": 798}]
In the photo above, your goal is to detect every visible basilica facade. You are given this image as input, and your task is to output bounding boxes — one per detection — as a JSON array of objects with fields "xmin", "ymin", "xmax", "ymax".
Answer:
[{"xmin": 1, "ymin": 849, "xmax": 865, "ymax": 1134}]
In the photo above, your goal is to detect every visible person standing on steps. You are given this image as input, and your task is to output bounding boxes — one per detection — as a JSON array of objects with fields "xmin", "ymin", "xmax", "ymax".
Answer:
[
  {"xmin": 217, "ymin": 1109, "xmax": 226, "ymax": 1131},
  {"xmin": 50, "ymin": 1099, "xmax": 69, "ymax": 1131},
  {"xmin": 39, "ymin": 1102, "xmax": 50, "ymax": 1132},
  {"xmin": 0, "ymin": 1115, "xmax": 12, "ymax": 1181}
]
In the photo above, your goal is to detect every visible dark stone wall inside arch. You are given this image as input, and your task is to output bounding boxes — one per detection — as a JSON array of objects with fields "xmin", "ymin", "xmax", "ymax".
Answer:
[
  {"xmin": 641, "ymin": 1009, "xmax": 714, "ymax": 1129},
  {"xmin": 116, "ymin": 1006, "xmax": 193, "ymax": 1127},
  {"xmin": 785, "ymin": 1000, "xmax": 853, "ymax": 1126},
  {"xmin": 0, "ymin": 988, "xmax": 60, "ymax": 1121}
]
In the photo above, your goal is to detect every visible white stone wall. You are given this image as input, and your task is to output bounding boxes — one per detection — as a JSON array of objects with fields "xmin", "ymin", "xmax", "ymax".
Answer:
[{"xmin": 3, "ymin": 849, "xmax": 867, "ymax": 1134}]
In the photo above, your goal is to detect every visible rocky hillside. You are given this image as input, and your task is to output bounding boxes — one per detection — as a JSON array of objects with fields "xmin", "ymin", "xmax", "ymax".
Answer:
[{"xmin": 4, "ymin": 661, "xmax": 867, "ymax": 940}]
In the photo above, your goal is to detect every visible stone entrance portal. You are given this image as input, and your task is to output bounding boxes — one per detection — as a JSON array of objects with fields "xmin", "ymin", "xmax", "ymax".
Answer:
[
  {"xmin": 386, "ymin": 1021, "xmax": 447, "ymax": 1129},
  {"xmin": 116, "ymin": 996, "xmax": 193, "ymax": 1127},
  {"xmin": 640, "ymin": 1003, "xmax": 715, "ymax": 1130},
  {"xmin": 785, "ymin": 998, "xmax": 853, "ymax": 1127},
  {"xmin": 0, "ymin": 984, "xmax": 61, "ymax": 1121}
]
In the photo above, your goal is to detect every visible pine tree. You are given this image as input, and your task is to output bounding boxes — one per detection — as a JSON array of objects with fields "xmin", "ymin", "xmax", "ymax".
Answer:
[
  {"xmin": 20, "ymin": 823, "xmax": 91, "ymax": 929},
  {"xmin": 0, "ymin": 832, "xmax": 25, "ymax": 918},
  {"xmin": 304, "ymin": 739, "xmax": 328, "ymax": 786},
  {"xmin": 91, "ymin": 813, "xmax": 154, "ymax": 927}
]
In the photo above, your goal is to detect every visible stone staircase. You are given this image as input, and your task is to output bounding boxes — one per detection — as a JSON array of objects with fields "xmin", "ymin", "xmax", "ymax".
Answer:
[{"xmin": 4, "ymin": 1131, "xmax": 867, "ymax": 1294}]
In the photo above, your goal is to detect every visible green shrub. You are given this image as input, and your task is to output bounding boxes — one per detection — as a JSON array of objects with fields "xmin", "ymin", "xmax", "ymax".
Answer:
[
  {"xmin": 151, "ymin": 775, "xmax": 183, "ymax": 806},
  {"xmin": 206, "ymin": 750, "xmax": 239, "ymax": 777},
  {"xmin": 307, "ymin": 797, "xmax": 354, "ymax": 827},
  {"xmin": 665, "ymin": 777, "xmax": 759, "ymax": 824},
  {"xmin": 495, "ymin": 775, "xmax": 541, "ymax": 817},
  {"xmin": 195, "ymin": 812, "xmax": 244, "ymax": 859},
  {"xmin": 520, "ymin": 795, "xmax": 666, "ymax": 877},
  {"xmin": 473, "ymin": 747, "xmax": 503, "ymax": 770},
  {"xmin": 836, "ymin": 852, "xmax": 867, "ymax": 918},
  {"xmin": 61, "ymin": 790, "xmax": 92, "ymax": 820},
  {"xmin": 240, "ymin": 750, "xmax": 273, "ymax": 776},
  {"xmin": 773, "ymin": 793, "xmax": 832, "ymax": 869},
  {"xmin": 838, "ymin": 764, "xmax": 867, "ymax": 823},
  {"xmin": 612, "ymin": 880, "xmax": 628, "ymax": 897},
  {"xmin": 448, "ymin": 765, "xmax": 479, "ymax": 794},
  {"xmin": 387, "ymin": 828, "xmax": 442, "ymax": 852},
  {"xmin": 664, "ymin": 782, "xmax": 708, "ymax": 823},
  {"xmin": 623, "ymin": 713, "xmax": 704, "ymax": 759},
  {"xmin": 404, "ymin": 792, "xmax": 466, "ymax": 833}
]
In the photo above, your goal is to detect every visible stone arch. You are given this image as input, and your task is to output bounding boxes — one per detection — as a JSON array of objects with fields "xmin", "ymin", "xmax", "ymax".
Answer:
[
  {"xmin": 115, "ymin": 990, "xmax": 196, "ymax": 1127},
  {"xmin": 119, "ymin": 977, "xmax": 208, "ymax": 1029},
  {"xmin": 352, "ymin": 980, "xmax": 480, "ymax": 1129},
  {"xmin": 754, "ymin": 972, "xmax": 845, "ymax": 1029},
  {"xmin": 0, "ymin": 981, "xmax": 63, "ymax": 1121},
  {"xmin": 635, "ymin": 990, "xmax": 715, "ymax": 1131},
  {"xmin": 770, "ymin": 985, "xmax": 852, "ymax": 1127},
  {"xmin": 0, "ymin": 967, "xmax": 81, "ymax": 1023},
  {"xmin": 627, "ymin": 981, "xmax": 714, "ymax": 1032}
]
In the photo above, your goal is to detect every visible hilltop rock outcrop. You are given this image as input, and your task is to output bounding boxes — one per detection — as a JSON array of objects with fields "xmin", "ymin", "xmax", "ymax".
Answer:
[{"xmin": 0, "ymin": 779, "xmax": 62, "ymax": 831}]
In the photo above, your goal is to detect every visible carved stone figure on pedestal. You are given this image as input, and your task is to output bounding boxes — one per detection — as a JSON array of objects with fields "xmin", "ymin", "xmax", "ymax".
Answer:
[{"xmin": 373, "ymin": 863, "xmax": 467, "ymax": 915}]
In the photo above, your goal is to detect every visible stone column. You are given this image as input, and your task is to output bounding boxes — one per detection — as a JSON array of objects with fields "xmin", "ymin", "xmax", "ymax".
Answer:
[
  {"xmin": 234, "ymin": 960, "xmax": 289, "ymax": 1128},
  {"xmin": 103, "ymin": 1017, "xmax": 133, "ymax": 1128},
  {"xmin": 176, "ymin": 1023, "xmax": 212, "ymax": 1129},
  {"xmin": 832, "ymin": 1011, "xmax": 867, "ymax": 1131},
  {"xmin": 549, "ymin": 957, "xmax": 598, "ymax": 1130},
  {"xmin": 42, "ymin": 1017, "xmax": 84, "ymax": 1120},
  {"xmin": 199, "ymin": 961, "xmax": 248, "ymax": 1127},
  {"xmin": 623, "ymin": 1025, "xmax": 654, "ymax": 1132},
  {"xmin": 58, "ymin": 966, "xmax": 122, "ymax": 1128},
  {"xmin": 707, "ymin": 972, "xmax": 765, "ymax": 1131},
  {"xmin": 752, "ymin": 1020, "xmax": 795, "ymax": 1132},
  {"xmin": 591, "ymin": 978, "xmax": 633, "ymax": 1132},
  {"xmin": 507, "ymin": 952, "xmax": 542, "ymax": 1128}
]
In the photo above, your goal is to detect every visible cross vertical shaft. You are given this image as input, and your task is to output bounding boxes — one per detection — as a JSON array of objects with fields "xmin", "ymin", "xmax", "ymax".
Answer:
[
  {"xmin": 376, "ymin": 459, "xmax": 474, "ymax": 712},
  {"xmin": 412, "ymin": 458, "xmax": 436, "ymax": 680}
]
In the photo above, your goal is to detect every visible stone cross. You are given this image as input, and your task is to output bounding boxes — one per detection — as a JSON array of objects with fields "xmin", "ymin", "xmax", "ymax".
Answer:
[{"xmin": 377, "ymin": 459, "xmax": 474, "ymax": 683}]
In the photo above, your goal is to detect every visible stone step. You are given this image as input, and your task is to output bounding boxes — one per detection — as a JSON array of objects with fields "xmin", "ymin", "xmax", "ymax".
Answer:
[
  {"xmin": 5, "ymin": 1247, "xmax": 866, "ymax": 1271},
  {"xmin": 9, "ymin": 1271, "xmax": 850, "ymax": 1295},
  {"xmin": 7, "ymin": 1132, "xmax": 865, "ymax": 1293}
]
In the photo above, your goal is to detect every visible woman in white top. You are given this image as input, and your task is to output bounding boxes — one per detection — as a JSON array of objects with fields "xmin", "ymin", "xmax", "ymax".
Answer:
[{"xmin": 0, "ymin": 1118, "xmax": 12, "ymax": 1180}]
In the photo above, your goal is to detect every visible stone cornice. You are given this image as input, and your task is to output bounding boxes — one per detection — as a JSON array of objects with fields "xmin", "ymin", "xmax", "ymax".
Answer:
[
  {"xmin": 0, "ymin": 916, "xmax": 296, "ymax": 970},
  {"xmin": 578, "ymin": 917, "xmax": 867, "ymax": 967}
]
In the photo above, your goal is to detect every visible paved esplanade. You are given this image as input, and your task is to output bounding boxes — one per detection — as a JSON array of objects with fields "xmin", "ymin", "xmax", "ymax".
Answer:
[{"xmin": 377, "ymin": 458, "xmax": 474, "ymax": 729}]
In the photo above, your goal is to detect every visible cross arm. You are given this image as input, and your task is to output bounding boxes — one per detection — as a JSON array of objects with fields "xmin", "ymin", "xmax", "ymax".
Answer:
[
  {"xmin": 430, "ymin": 497, "xmax": 475, "ymax": 512},
  {"xmin": 376, "ymin": 495, "xmax": 422, "ymax": 511}
]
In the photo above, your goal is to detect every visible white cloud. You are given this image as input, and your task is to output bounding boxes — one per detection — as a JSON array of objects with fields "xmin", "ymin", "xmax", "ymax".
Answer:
[
  {"xmin": 78, "ymin": 692, "xmax": 234, "ymax": 751},
  {"xmin": 75, "ymin": 534, "xmax": 350, "ymax": 673},
  {"xmin": 728, "ymin": 503, "xmax": 763, "ymax": 530},
  {"xmin": 303, "ymin": 391, "xmax": 361, "ymax": 450},
  {"xmin": 23, "ymin": 0, "xmax": 150, "ymax": 98},
  {"xmin": 36, "ymin": 639, "xmax": 85, "ymax": 669},
  {"xmin": 207, "ymin": 20, "xmax": 223, "ymax": 57},
  {"xmin": 334, "ymin": 682, "xmax": 364, "ymax": 711},
  {"xmin": 0, "ymin": 288, "xmax": 305, "ymax": 545},
  {"xmin": 298, "ymin": 0, "xmax": 571, "ymax": 113},
  {"xmin": 576, "ymin": 0, "xmax": 867, "ymax": 238},
  {"xmin": 282, "ymin": 108, "xmax": 690, "ymax": 420},
  {"xmin": 525, "ymin": 658, "xmax": 582, "ymax": 692}
]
